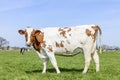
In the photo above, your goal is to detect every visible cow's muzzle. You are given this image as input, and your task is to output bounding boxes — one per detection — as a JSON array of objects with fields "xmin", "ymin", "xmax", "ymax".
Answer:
[{"xmin": 26, "ymin": 42, "xmax": 32, "ymax": 47}]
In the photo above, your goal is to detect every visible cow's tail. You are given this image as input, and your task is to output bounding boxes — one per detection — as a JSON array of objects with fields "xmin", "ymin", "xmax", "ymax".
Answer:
[{"xmin": 97, "ymin": 25, "xmax": 102, "ymax": 53}]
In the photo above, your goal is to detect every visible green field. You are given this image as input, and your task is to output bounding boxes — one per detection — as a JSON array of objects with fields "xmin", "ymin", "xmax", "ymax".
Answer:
[{"xmin": 0, "ymin": 50, "xmax": 120, "ymax": 80}]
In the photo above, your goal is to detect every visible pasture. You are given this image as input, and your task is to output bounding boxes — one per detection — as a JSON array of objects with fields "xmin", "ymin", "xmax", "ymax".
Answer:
[{"xmin": 0, "ymin": 50, "xmax": 120, "ymax": 80}]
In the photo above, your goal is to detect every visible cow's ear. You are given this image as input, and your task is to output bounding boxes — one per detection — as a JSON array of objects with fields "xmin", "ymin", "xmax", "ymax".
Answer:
[
  {"xmin": 18, "ymin": 30, "xmax": 25, "ymax": 35},
  {"xmin": 34, "ymin": 30, "xmax": 41, "ymax": 35},
  {"xmin": 35, "ymin": 30, "xmax": 44, "ymax": 43}
]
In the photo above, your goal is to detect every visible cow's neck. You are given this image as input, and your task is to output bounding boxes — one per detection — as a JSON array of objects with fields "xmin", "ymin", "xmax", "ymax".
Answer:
[{"xmin": 33, "ymin": 41, "xmax": 41, "ymax": 52}]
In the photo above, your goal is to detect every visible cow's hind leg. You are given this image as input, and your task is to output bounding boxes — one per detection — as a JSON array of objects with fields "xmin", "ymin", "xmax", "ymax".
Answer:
[
  {"xmin": 92, "ymin": 50, "xmax": 99, "ymax": 72},
  {"xmin": 82, "ymin": 48, "xmax": 92, "ymax": 74}
]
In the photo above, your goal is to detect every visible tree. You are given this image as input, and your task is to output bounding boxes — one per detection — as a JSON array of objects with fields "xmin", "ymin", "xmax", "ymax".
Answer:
[{"xmin": 0, "ymin": 37, "xmax": 9, "ymax": 49}]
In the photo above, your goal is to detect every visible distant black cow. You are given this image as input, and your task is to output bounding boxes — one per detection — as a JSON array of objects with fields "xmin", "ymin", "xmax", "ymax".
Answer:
[{"xmin": 20, "ymin": 47, "xmax": 27, "ymax": 55}]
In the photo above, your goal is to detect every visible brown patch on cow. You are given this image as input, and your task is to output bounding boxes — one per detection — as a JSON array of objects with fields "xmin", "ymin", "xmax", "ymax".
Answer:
[
  {"xmin": 35, "ymin": 30, "xmax": 44, "ymax": 43},
  {"xmin": 55, "ymin": 41, "xmax": 64, "ymax": 47},
  {"xmin": 33, "ymin": 39, "xmax": 46, "ymax": 52},
  {"xmin": 18, "ymin": 30, "xmax": 25, "ymax": 35},
  {"xmin": 47, "ymin": 45, "xmax": 53, "ymax": 52},
  {"xmin": 33, "ymin": 41, "xmax": 41, "ymax": 52},
  {"xmin": 58, "ymin": 27, "xmax": 72, "ymax": 38},
  {"xmin": 67, "ymin": 28, "xmax": 72, "ymax": 36},
  {"xmin": 60, "ymin": 41, "xmax": 64, "ymax": 47},
  {"xmin": 91, "ymin": 25, "xmax": 102, "ymax": 42},
  {"xmin": 67, "ymin": 28, "xmax": 71, "ymax": 32},
  {"xmin": 55, "ymin": 42, "xmax": 60, "ymax": 47},
  {"xmin": 86, "ymin": 29, "xmax": 91, "ymax": 36},
  {"xmin": 58, "ymin": 28, "xmax": 67, "ymax": 38},
  {"xmin": 32, "ymin": 30, "xmax": 45, "ymax": 52}
]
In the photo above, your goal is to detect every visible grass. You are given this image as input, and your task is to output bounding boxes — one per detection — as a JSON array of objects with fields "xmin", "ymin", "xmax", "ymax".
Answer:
[{"xmin": 0, "ymin": 50, "xmax": 120, "ymax": 80}]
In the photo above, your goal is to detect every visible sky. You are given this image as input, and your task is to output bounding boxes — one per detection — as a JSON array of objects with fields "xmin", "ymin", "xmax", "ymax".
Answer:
[{"xmin": 0, "ymin": 0, "xmax": 120, "ymax": 47}]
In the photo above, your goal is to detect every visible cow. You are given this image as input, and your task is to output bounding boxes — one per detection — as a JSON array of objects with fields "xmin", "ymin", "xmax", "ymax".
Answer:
[
  {"xmin": 20, "ymin": 47, "xmax": 28, "ymax": 55},
  {"xmin": 18, "ymin": 24, "xmax": 102, "ymax": 74}
]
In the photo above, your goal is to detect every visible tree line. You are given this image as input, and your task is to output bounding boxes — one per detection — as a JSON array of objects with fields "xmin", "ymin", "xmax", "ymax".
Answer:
[{"xmin": 0, "ymin": 37, "xmax": 9, "ymax": 50}]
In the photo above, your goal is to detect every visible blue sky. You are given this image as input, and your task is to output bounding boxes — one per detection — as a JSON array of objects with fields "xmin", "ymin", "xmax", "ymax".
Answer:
[{"xmin": 0, "ymin": 0, "xmax": 120, "ymax": 47}]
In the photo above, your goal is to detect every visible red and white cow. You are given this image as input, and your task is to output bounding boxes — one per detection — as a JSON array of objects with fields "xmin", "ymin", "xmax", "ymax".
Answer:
[{"xmin": 18, "ymin": 24, "xmax": 102, "ymax": 74}]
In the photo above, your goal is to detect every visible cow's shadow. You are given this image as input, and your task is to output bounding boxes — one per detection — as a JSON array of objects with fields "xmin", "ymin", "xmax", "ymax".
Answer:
[{"xmin": 25, "ymin": 68, "xmax": 83, "ymax": 74}]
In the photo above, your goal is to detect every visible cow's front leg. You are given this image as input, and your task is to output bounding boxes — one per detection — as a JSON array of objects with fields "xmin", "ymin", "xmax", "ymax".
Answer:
[
  {"xmin": 36, "ymin": 51, "xmax": 49, "ymax": 73},
  {"xmin": 42, "ymin": 58, "xmax": 49, "ymax": 73},
  {"xmin": 47, "ymin": 52, "xmax": 60, "ymax": 74}
]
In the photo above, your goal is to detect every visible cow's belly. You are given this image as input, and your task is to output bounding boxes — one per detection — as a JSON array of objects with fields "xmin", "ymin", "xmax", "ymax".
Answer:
[{"xmin": 54, "ymin": 47, "xmax": 83, "ymax": 56}]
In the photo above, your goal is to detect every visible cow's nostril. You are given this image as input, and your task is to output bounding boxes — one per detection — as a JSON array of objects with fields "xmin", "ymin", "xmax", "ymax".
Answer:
[
  {"xmin": 26, "ymin": 42, "xmax": 31, "ymax": 47},
  {"xmin": 26, "ymin": 44, "xmax": 31, "ymax": 47}
]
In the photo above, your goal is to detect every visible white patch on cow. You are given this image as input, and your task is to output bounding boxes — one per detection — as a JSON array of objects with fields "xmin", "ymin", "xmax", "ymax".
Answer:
[{"xmin": 26, "ymin": 27, "xmax": 34, "ymax": 45}]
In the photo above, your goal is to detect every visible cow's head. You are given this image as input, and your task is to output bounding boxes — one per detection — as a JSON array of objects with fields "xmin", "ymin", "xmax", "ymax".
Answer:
[{"xmin": 18, "ymin": 27, "xmax": 44, "ymax": 47}]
